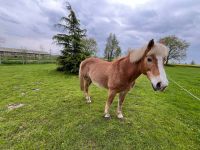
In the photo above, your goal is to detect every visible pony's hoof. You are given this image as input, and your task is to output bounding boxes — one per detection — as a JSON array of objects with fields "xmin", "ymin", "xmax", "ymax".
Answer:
[
  {"xmin": 104, "ymin": 113, "xmax": 111, "ymax": 118},
  {"xmin": 86, "ymin": 100, "xmax": 91, "ymax": 103},
  {"xmin": 117, "ymin": 113, "xmax": 124, "ymax": 119},
  {"xmin": 86, "ymin": 97, "xmax": 91, "ymax": 103}
]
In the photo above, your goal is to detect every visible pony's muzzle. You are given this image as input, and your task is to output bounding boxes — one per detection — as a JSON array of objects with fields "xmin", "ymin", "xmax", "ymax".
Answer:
[{"xmin": 152, "ymin": 82, "xmax": 168, "ymax": 91}]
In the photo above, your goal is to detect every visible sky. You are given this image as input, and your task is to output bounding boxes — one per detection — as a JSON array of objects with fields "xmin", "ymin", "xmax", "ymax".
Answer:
[{"xmin": 0, "ymin": 0, "xmax": 199, "ymax": 63}]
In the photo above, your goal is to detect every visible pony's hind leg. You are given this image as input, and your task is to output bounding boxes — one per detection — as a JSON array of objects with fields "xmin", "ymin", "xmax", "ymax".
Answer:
[
  {"xmin": 84, "ymin": 78, "xmax": 92, "ymax": 103},
  {"xmin": 117, "ymin": 90, "xmax": 128, "ymax": 119}
]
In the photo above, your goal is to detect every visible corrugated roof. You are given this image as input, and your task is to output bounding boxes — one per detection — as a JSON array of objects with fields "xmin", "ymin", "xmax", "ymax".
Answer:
[{"xmin": 0, "ymin": 47, "xmax": 49, "ymax": 55}]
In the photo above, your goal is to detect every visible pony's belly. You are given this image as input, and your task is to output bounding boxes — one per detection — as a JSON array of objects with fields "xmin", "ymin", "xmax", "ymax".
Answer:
[
  {"xmin": 92, "ymin": 80, "xmax": 107, "ymax": 88},
  {"xmin": 89, "ymin": 68, "xmax": 109, "ymax": 89}
]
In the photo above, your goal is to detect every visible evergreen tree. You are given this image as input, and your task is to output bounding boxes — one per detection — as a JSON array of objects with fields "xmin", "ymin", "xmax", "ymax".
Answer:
[
  {"xmin": 53, "ymin": 3, "xmax": 89, "ymax": 73},
  {"xmin": 104, "ymin": 33, "xmax": 121, "ymax": 61}
]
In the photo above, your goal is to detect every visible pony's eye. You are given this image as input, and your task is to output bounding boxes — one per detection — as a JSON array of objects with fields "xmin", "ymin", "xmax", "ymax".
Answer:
[{"xmin": 147, "ymin": 57, "xmax": 152, "ymax": 62}]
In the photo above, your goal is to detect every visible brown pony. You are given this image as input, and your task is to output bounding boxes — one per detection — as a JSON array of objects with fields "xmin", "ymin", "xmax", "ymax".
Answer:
[{"xmin": 79, "ymin": 39, "xmax": 169, "ymax": 119}]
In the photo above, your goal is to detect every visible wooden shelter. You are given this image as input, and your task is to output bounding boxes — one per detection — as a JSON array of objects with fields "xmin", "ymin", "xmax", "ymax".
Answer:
[{"xmin": 0, "ymin": 47, "xmax": 50, "ymax": 64}]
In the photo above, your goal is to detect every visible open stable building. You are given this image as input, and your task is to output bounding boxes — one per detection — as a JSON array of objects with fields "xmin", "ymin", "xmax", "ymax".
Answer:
[{"xmin": 0, "ymin": 47, "xmax": 51, "ymax": 64}]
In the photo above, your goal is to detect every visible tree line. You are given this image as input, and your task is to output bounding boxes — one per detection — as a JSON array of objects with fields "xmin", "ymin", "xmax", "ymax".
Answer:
[{"xmin": 53, "ymin": 3, "xmax": 190, "ymax": 74}]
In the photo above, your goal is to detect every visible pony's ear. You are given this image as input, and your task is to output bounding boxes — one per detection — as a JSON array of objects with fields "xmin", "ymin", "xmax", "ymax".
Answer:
[
  {"xmin": 143, "ymin": 39, "xmax": 154, "ymax": 56},
  {"xmin": 147, "ymin": 39, "xmax": 154, "ymax": 50}
]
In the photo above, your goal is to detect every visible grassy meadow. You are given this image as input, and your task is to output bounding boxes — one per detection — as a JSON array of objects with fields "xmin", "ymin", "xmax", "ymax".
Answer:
[{"xmin": 0, "ymin": 64, "xmax": 200, "ymax": 149}]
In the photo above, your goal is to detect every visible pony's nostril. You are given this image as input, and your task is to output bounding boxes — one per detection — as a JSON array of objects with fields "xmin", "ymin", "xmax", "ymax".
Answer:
[{"xmin": 156, "ymin": 82, "xmax": 161, "ymax": 89}]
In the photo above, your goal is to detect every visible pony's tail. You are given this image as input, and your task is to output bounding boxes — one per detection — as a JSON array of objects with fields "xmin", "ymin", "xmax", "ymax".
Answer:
[{"xmin": 79, "ymin": 62, "xmax": 84, "ymax": 91}]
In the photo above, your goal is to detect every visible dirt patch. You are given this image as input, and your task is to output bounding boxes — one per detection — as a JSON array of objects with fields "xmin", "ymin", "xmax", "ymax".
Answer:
[{"xmin": 8, "ymin": 103, "xmax": 25, "ymax": 110}]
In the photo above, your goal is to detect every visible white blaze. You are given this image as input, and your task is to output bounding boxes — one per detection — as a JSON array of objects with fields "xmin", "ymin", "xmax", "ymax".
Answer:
[
  {"xmin": 157, "ymin": 56, "xmax": 168, "ymax": 87},
  {"xmin": 149, "ymin": 56, "xmax": 168, "ymax": 89}
]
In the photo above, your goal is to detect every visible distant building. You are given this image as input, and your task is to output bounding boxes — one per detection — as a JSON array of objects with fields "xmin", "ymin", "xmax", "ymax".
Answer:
[
  {"xmin": 0, "ymin": 47, "xmax": 51, "ymax": 64},
  {"xmin": 0, "ymin": 47, "xmax": 50, "ymax": 58}
]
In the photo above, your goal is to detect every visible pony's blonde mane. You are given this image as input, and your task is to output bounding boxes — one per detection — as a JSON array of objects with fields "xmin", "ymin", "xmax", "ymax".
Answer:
[{"xmin": 129, "ymin": 43, "xmax": 169, "ymax": 63}]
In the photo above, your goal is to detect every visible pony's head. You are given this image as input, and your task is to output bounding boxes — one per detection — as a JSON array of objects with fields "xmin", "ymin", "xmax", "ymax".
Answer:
[{"xmin": 130, "ymin": 39, "xmax": 169, "ymax": 91}]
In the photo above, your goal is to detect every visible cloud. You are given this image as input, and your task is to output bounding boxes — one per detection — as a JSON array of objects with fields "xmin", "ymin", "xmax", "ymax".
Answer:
[
  {"xmin": 0, "ymin": 0, "xmax": 66, "ymax": 52},
  {"xmin": 0, "ymin": 0, "xmax": 199, "ymax": 63},
  {"xmin": 69, "ymin": 0, "xmax": 200, "ymax": 63}
]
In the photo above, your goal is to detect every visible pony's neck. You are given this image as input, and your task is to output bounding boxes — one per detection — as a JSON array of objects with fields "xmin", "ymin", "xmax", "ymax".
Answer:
[{"xmin": 120, "ymin": 55, "xmax": 144, "ymax": 82}]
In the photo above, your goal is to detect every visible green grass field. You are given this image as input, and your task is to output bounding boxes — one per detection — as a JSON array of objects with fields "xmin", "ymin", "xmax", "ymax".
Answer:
[{"xmin": 0, "ymin": 64, "xmax": 200, "ymax": 149}]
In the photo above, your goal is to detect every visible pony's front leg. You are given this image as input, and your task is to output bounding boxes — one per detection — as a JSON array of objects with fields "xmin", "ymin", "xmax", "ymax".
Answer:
[
  {"xmin": 117, "ymin": 90, "xmax": 128, "ymax": 119},
  {"xmin": 104, "ymin": 89, "xmax": 117, "ymax": 118}
]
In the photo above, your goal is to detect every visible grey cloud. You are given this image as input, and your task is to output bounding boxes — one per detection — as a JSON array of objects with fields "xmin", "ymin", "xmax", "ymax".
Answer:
[
  {"xmin": 70, "ymin": 0, "xmax": 200, "ymax": 58},
  {"xmin": 0, "ymin": 13, "xmax": 20, "ymax": 24}
]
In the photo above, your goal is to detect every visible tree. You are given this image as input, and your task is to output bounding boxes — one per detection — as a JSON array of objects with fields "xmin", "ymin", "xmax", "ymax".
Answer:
[
  {"xmin": 82, "ymin": 37, "xmax": 98, "ymax": 56},
  {"xmin": 191, "ymin": 60, "xmax": 195, "ymax": 65},
  {"xmin": 104, "ymin": 34, "xmax": 112, "ymax": 61},
  {"xmin": 104, "ymin": 33, "xmax": 121, "ymax": 61},
  {"xmin": 52, "ymin": 3, "xmax": 89, "ymax": 73},
  {"xmin": 115, "ymin": 47, "xmax": 121, "ymax": 58},
  {"xmin": 159, "ymin": 35, "xmax": 189, "ymax": 64},
  {"xmin": 20, "ymin": 46, "xmax": 27, "ymax": 64}
]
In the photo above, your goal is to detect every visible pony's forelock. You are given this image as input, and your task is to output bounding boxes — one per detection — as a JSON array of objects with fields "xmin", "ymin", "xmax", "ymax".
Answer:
[{"xmin": 129, "ymin": 43, "xmax": 169, "ymax": 63}]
